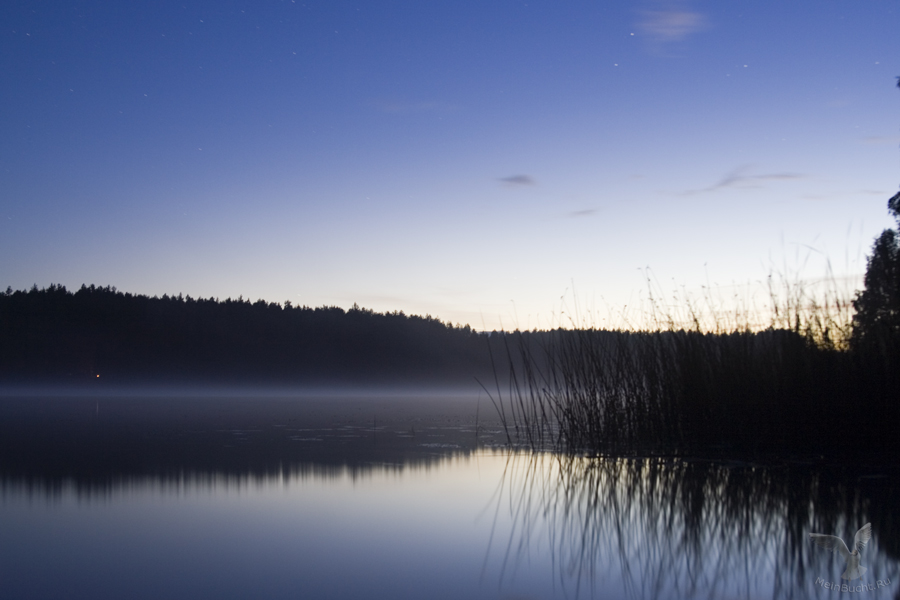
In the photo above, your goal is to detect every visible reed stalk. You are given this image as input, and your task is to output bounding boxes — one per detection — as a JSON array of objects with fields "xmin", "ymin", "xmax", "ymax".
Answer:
[{"xmin": 487, "ymin": 276, "xmax": 898, "ymax": 460}]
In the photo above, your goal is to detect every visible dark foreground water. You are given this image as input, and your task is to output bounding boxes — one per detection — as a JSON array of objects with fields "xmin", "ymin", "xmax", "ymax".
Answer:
[{"xmin": 0, "ymin": 391, "xmax": 898, "ymax": 599}]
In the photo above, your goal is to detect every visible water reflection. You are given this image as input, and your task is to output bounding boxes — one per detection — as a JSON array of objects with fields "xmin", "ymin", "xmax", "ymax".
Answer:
[
  {"xmin": 2, "ymin": 393, "xmax": 899, "ymax": 599},
  {"xmin": 0, "ymin": 451, "xmax": 554, "ymax": 600},
  {"xmin": 0, "ymin": 392, "xmax": 506, "ymax": 494},
  {"xmin": 494, "ymin": 453, "xmax": 900, "ymax": 599}
]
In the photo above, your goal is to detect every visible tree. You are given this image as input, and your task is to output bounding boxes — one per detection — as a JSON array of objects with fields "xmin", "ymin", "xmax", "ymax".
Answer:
[
  {"xmin": 851, "ymin": 193, "xmax": 900, "ymax": 357},
  {"xmin": 851, "ymin": 79, "xmax": 900, "ymax": 357}
]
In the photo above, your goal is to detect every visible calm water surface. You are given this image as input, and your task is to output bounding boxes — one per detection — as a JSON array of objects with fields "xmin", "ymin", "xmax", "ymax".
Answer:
[{"xmin": 0, "ymin": 392, "xmax": 898, "ymax": 599}]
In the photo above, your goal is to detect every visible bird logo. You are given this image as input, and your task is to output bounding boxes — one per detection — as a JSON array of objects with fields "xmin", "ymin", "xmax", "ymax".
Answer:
[{"xmin": 809, "ymin": 523, "xmax": 872, "ymax": 581}]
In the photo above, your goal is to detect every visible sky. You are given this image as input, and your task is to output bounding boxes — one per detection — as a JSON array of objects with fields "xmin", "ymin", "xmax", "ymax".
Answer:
[{"xmin": 2, "ymin": 0, "xmax": 899, "ymax": 330}]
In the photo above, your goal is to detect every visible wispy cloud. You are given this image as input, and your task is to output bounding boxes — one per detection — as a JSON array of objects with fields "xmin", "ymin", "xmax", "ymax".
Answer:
[
  {"xmin": 499, "ymin": 175, "xmax": 536, "ymax": 187},
  {"xmin": 681, "ymin": 165, "xmax": 805, "ymax": 196},
  {"xmin": 803, "ymin": 190, "xmax": 888, "ymax": 200},
  {"xmin": 638, "ymin": 1, "xmax": 708, "ymax": 44},
  {"xmin": 568, "ymin": 209, "xmax": 597, "ymax": 218}
]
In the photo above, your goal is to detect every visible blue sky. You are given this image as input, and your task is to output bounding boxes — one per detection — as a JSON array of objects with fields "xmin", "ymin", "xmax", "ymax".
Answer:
[{"xmin": 2, "ymin": 0, "xmax": 898, "ymax": 329}]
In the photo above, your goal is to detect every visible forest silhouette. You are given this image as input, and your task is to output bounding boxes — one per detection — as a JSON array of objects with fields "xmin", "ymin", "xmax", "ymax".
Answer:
[
  {"xmin": 0, "ymin": 284, "xmax": 492, "ymax": 385},
  {"xmin": 3, "ymin": 187, "xmax": 899, "ymax": 461}
]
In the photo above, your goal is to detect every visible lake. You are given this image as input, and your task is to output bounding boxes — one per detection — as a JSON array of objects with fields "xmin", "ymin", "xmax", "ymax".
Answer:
[{"xmin": 0, "ymin": 391, "xmax": 897, "ymax": 599}]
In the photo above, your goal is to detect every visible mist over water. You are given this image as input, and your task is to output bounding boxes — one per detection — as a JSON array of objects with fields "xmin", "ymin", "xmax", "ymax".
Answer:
[
  {"xmin": 0, "ymin": 388, "xmax": 499, "ymax": 487},
  {"xmin": 1, "ymin": 390, "xmax": 898, "ymax": 599}
]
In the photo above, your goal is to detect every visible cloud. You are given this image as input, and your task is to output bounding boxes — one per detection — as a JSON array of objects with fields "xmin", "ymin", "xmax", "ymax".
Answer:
[
  {"xmin": 638, "ymin": 2, "xmax": 708, "ymax": 43},
  {"xmin": 499, "ymin": 175, "xmax": 536, "ymax": 187},
  {"xmin": 681, "ymin": 165, "xmax": 805, "ymax": 196},
  {"xmin": 803, "ymin": 190, "xmax": 889, "ymax": 200},
  {"xmin": 568, "ymin": 209, "xmax": 597, "ymax": 218}
]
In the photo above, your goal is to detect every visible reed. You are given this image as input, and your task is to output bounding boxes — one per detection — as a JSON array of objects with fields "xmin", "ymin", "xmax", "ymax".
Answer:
[{"xmin": 487, "ymin": 275, "xmax": 899, "ymax": 461}]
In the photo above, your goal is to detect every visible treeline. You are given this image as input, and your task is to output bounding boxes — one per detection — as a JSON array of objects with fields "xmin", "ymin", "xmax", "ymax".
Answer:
[{"xmin": 0, "ymin": 284, "xmax": 493, "ymax": 385}]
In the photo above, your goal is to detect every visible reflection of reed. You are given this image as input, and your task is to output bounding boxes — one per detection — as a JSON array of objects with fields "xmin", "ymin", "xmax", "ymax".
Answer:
[{"xmin": 493, "ymin": 452, "xmax": 900, "ymax": 599}]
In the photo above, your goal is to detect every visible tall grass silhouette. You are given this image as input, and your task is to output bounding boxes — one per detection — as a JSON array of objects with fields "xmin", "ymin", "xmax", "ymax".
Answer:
[{"xmin": 485, "ymin": 272, "xmax": 899, "ymax": 460}]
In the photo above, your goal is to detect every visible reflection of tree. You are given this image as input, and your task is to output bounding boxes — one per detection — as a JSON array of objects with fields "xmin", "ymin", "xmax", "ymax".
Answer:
[
  {"xmin": 0, "ymin": 395, "xmax": 502, "ymax": 494},
  {"xmin": 492, "ymin": 453, "xmax": 900, "ymax": 599}
]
